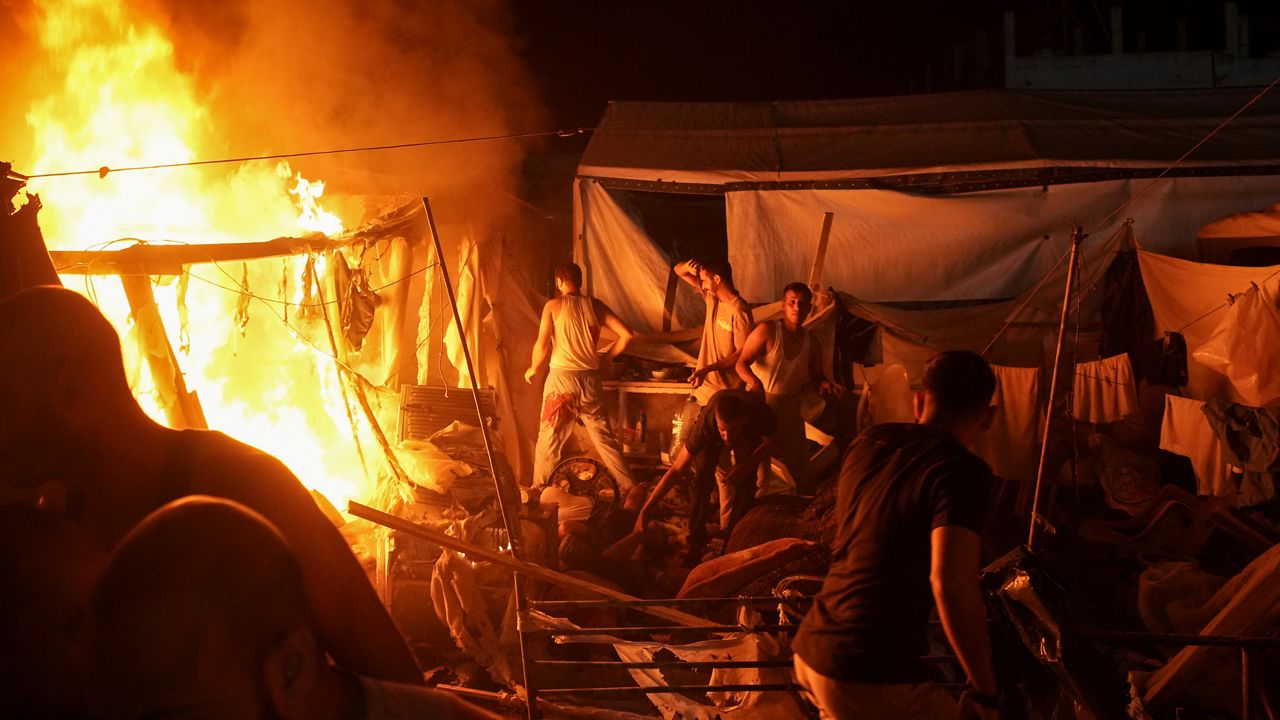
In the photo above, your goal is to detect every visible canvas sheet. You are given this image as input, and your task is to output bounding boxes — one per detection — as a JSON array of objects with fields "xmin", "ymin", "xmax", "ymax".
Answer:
[
  {"xmin": 1137, "ymin": 251, "xmax": 1280, "ymax": 401},
  {"xmin": 580, "ymin": 91, "xmax": 1280, "ymax": 184},
  {"xmin": 573, "ymin": 178, "xmax": 705, "ymax": 334},
  {"xmin": 724, "ymin": 177, "xmax": 1280, "ymax": 304}
]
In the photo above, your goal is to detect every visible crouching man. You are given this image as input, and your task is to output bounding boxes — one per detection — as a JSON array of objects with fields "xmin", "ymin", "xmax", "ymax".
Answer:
[{"xmin": 634, "ymin": 389, "xmax": 776, "ymax": 558}]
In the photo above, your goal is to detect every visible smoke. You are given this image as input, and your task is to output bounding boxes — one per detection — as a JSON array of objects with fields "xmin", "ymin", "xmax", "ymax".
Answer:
[{"xmin": 6, "ymin": 0, "xmax": 547, "ymax": 224}]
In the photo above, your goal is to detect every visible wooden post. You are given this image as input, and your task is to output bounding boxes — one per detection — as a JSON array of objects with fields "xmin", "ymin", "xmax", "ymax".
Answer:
[
  {"xmin": 119, "ymin": 274, "xmax": 207, "ymax": 429},
  {"xmin": 1027, "ymin": 225, "xmax": 1084, "ymax": 550},
  {"xmin": 421, "ymin": 197, "xmax": 538, "ymax": 719},
  {"xmin": 808, "ymin": 212, "xmax": 834, "ymax": 289}
]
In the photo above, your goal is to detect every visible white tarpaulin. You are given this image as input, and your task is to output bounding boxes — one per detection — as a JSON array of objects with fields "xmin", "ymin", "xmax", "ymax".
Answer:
[
  {"xmin": 580, "ymin": 91, "xmax": 1280, "ymax": 185},
  {"xmin": 1137, "ymin": 251, "xmax": 1280, "ymax": 401},
  {"xmin": 725, "ymin": 177, "xmax": 1280, "ymax": 304},
  {"xmin": 573, "ymin": 178, "xmax": 704, "ymax": 333}
]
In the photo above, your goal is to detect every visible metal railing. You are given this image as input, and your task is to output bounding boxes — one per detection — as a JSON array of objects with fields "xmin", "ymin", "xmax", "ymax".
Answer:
[{"xmin": 1084, "ymin": 629, "xmax": 1280, "ymax": 719}]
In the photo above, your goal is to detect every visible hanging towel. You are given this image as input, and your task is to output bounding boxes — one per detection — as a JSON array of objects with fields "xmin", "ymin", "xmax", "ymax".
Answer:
[
  {"xmin": 855, "ymin": 363, "xmax": 914, "ymax": 433},
  {"xmin": 1159, "ymin": 394, "xmax": 1233, "ymax": 498},
  {"xmin": 970, "ymin": 365, "xmax": 1041, "ymax": 482},
  {"xmin": 1073, "ymin": 353, "xmax": 1139, "ymax": 423}
]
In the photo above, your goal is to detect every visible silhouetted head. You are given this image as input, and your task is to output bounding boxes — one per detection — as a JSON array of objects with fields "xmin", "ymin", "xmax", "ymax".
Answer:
[
  {"xmin": 713, "ymin": 392, "xmax": 750, "ymax": 444},
  {"xmin": 86, "ymin": 496, "xmax": 319, "ymax": 720},
  {"xmin": 915, "ymin": 351, "xmax": 997, "ymax": 438},
  {"xmin": 0, "ymin": 286, "xmax": 135, "ymax": 488}
]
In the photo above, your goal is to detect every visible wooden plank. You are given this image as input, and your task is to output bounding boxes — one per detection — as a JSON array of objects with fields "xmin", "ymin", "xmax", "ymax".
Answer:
[
  {"xmin": 119, "ymin": 275, "xmax": 207, "ymax": 429},
  {"xmin": 50, "ymin": 234, "xmax": 334, "ymax": 276},
  {"xmin": 807, "ymin": 212, "xmax": 834, "ymax": 289},
  {"xmin": 348, "ymin": 501, "xmax": 718, "ymax": 628}
]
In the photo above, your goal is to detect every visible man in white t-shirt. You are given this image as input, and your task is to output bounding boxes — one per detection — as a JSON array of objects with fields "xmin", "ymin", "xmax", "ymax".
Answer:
[{"xmin": 674, "ymin": 257, "xmax": 755, "ymax": 406}]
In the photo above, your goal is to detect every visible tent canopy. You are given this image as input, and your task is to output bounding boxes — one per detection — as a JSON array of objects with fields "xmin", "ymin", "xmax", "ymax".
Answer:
[
  {"xmin": 574, "ymin": 88, "xmax": 1280, "ymax": 337},
  {"xmin": 581, "ymin": 88, "xmax": 1280, "ymax": 185}
]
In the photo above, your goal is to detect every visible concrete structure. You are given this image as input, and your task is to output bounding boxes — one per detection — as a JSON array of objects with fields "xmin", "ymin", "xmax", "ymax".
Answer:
[{"xmin": 1005, "ymin": 3, "xmax": 1280, "ymax": 90}]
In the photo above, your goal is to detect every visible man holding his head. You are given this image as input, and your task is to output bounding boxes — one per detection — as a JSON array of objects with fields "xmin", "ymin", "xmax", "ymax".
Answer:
[
  {"xmin": 674, "ymin": 257, "xmax": 754, "ymax": 406},
  {"xmin": 792, "ymin": 350, "xmax": 1001, "ymax": 720},
  {"xmin": 86, "ymin": 496, "xmax": 499, "ymax": 720},
  {"xmin": 634, "ymin": 389, "xmax": 776, "ymax": 558},
  {"xmin": 526, "ymin": 262, "xmax": 637, "ymax": 490}
]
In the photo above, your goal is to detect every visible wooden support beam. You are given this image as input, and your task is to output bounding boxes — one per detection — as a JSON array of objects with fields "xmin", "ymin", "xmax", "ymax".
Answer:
[
  {"xmin": 50, "ymin": 234, "xmax": 334, "ymax": 276},
  {"xmin": 808, "ymin": 212, "xmax": 834, "ymax": 289},
  {"xmin": 119, "ymin": 275, "xmax": 207, "ymax": 429}
]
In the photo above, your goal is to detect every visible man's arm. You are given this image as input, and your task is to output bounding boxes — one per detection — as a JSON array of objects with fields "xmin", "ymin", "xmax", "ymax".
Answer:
[
  {"xmin": 692, "ymin": 350, "xmax": 744, "ymax": 388},
  {"xmin": 634, "ymin": 446, "xmax": 694, "ymax": 534},
  {"xmin": 524, "ymin": 301, "xmax": 555, "ymax": 383},
  {"xmin": 722, "ymin": 436, "xmax": 776, "ymax": 489},
  {"xmin": 673, "ymin": 259, "xmax": 703, "ymax": 291},
  {"xmin": 930, "ymin": 525, "xmax": 999, "ymax": 714},
  {"xmin": 213, "ymin": 457, "xmax": 422, "ymax": 684},
  {"xmin": 594, "ymin": 299, "xmax": 635, "ymax": 362},
  {"xmin": 735, "ymin": 322, "xmax": 772, "ymax": 394}
]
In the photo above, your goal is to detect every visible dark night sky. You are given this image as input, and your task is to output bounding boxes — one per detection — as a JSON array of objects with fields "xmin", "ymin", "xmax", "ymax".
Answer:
[{"xmin": 512, "ymin": 0, "xmax": 1280, "ymax": 129}]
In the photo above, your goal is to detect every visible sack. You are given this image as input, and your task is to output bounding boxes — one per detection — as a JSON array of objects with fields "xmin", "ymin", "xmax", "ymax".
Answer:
[{"xmin": 1192, "ymin": 283, "xmax": 1280, "ymax": 406}]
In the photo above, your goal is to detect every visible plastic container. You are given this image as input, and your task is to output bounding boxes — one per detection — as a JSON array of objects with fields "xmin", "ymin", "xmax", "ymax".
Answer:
[{"xmin": 669, "ymin": 395, "xmax": 701, "ymax": 459}]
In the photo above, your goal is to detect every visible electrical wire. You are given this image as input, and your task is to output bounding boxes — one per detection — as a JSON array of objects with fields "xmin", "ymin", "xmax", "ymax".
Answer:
[
  {"xmin": 1086, "ymin": 75, "xmax": 1280, "ymax": 235},
  {"xmin": 21, "ymin": 127, "xmax": 592, "ymax": 179}
]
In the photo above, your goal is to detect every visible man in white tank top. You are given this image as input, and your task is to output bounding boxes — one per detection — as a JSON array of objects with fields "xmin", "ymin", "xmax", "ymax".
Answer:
[
  {"xmin": 525, "ymin": 263, "xmax": 638, "ymax": 490},
  {"xmin": 735, "ymin": 282, "xmax": 837, "ymax": 495}
]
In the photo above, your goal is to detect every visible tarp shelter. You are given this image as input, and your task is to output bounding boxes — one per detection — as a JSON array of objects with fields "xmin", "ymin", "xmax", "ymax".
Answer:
[
  {"xmin": 1196, "ymin": 201, "xmax": 1280, "ymax": 264},
  {"xmin": 573, "ymin": 88, "xmax": 1280, "ymax": 339}
]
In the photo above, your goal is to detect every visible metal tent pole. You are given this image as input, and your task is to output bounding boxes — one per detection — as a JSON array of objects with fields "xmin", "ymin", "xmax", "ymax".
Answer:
[
  {"xmin": 420, "ymin": 197, "xmax": 538, "ymax": 719},
  {"xmin": 1027, "ymin": 224, "xmax": 1085, "ymax": 551}
]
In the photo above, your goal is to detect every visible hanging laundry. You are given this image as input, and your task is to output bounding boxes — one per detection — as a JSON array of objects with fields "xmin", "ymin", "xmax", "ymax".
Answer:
[
  {"xmin": 1153, "ymin": 332, "xmax": 1188, "ymax": 387},
  {"xmin": 1200, "ymin": 399, "xmax": 1280, "ymax": 507},
  {"xmin": 970, "ymin": 365, "xmax": 1041, "ymax": 482},
  {"xmin": 1072, "ymin": 353, "xmax": 1139, "ymax": 423},
  {"xmin": 1159, "ymin": 394, "xmax": 1233, "ymax": 498},
  {"xmin": 831, "ymin": 293, "xmax": 881, "ymax": 388}
]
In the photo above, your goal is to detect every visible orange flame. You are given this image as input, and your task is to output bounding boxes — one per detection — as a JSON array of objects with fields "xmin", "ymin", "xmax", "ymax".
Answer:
[{"xmin": 24, "ymin": 0, "xmax": 374, "ymax": 509}]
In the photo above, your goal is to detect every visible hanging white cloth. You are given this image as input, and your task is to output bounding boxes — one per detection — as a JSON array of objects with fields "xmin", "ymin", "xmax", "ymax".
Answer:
[
  {"xmin": 856, "ymin": 363, "xmax": 915, "ymax": 433},
  {"xmin": 1159, "ymin": 394, "xmax": 1233, "ymax": 498},
  {"xmin": 970, "ymin": 365, "xmax": 1041, "ymax": 482},
  {"xmin": 1072, "ymin": 353, "xmax": 1139, "ymax": 423}
]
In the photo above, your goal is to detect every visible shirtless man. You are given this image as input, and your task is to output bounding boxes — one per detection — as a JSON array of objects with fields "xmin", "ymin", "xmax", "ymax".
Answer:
[
  {"xmin": 525, "ymin": 262, "xmax": 637, "ymax": 490},
  {"xmin": 0, "ymin": 286, "xmax": 421, "ymax": 685},
  {"xmin": 674, "ymin": 258, "xmax": 754, "ymax": 406},
  {"xmin": 736, "ymin": 282, "xmax": 836, "ymax": 494}
]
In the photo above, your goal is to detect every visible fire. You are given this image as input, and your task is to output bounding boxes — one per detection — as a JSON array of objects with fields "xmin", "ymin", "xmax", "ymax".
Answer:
[{"xmin": 21, "ymin": 0, "xmax": 374, "ymax": 509}]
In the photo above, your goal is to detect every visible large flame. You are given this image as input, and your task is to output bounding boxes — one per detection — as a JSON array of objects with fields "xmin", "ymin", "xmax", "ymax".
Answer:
[{"xmin": 23, "ymin": 0, "xmax": 373, "ymax": 509}]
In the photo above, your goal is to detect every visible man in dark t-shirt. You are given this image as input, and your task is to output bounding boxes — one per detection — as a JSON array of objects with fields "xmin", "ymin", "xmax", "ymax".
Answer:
[
  {"xmin": 635, "ymin": 389, "xmax": 776, "ymax": 556},
  {"xmin": 793, "ymin": 351, "xmax": 1001, "ymax": 720}
]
